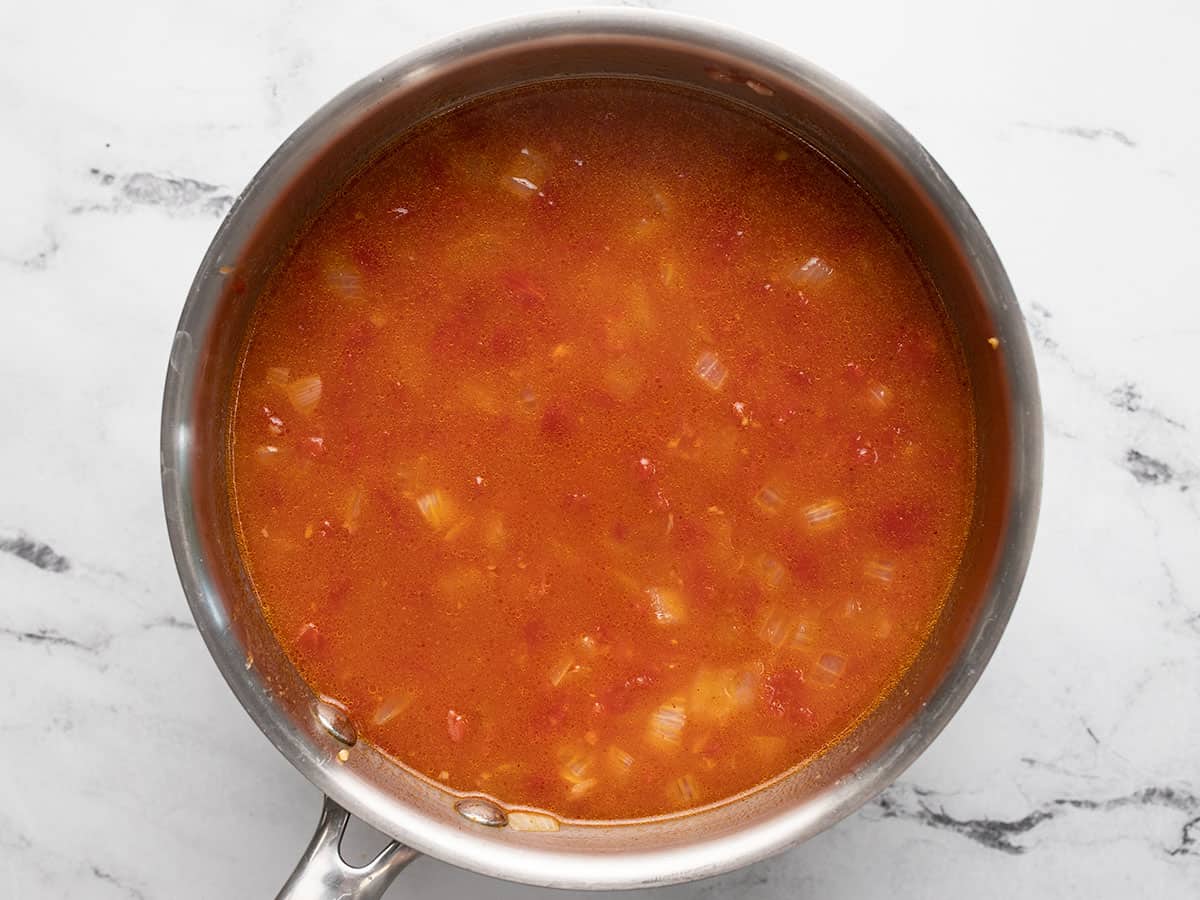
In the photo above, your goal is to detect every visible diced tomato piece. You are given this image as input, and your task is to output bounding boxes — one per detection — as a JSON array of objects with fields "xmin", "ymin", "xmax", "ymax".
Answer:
[
  {"xmin": 876, "ymin": 500, "xmax": 932, "ymax": 549},
  {"xmin": 534, "ymin": 697, "xmax": 571, "ymax": 730},
  {"xmin": 447, "ymin": 709, "xmax": 468, "ymax": 742},
  {"xmin": 541, "ymin": 405, "xmax": 575, "ymax": 441},
  {"xmin": 523, "ymin": 618, "xmax": 550, "ymax": 648},
  {"xmin": 784, "ymin": 366, "xmax": 814, "ymax": 389},
  {"xmin": 894, "ymin": 325, "xmax": 940, "ymax": 375},
  {"xmin": 763, "ymin": 668, "xmax": 814, "ymax": 724},
  {"xmin": 630, "ymin": 455, "xmax": 670, "ymax": 511},
  {"xmin": 781, "ymin": 537, "xmax": 823, "ymax": 586},
  {"xmin": 325, "ymin": 579, "xmax": 351, "ymax": 612},
  {"xmin": 634, "ymin": 455, "xmax": 657, "ymax": 481},
  {"xmin": 295, "ymin": 622, "xmax": 323, "ymax": 657},
  {"xmin": 669, "ymin": 516, "xmax": 703, "ymax": 549},
  {"xmin": 597, "ymin": 671, "xmax": 656, "ymax": 715}
]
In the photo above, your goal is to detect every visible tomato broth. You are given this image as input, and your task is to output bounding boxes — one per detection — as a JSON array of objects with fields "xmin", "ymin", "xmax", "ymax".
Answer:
[{"xmin": 230, "ymin": 79, "xmax": 976, "ymax": 821}]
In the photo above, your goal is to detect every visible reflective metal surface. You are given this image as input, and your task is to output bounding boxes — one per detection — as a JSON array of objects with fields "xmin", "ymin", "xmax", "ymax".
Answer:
[
  {"xmin": 276, "ymin": 796, "xmax": 418, "ymax": 900},
  {"xmin": 162, "ymin": 9, "xmax": 1042, "ymax": 893}
]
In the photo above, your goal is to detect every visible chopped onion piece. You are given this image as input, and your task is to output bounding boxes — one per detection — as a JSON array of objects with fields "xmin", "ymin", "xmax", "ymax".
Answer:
[
  {"xmin": 660, "ymin": 259, "xmax": 678, "ymax": 287},
  {"xmin": 502, "ymin": 147, "xmax": 547, "ymax": 199},
  {"xmin": 568, "ymin": 778, "xmax": 597, "ymax": 798},
  {"xmin": 560, "ymin": 752, "xmax": 594, "ymax": 785},
  {"xmin": 690, "ymin": 668, "xmax": 748, "ymax": 723},
  {"xmin": 342, "ymin": 486, "xmax": 365, "ymax": 534},
  {"xmin": 607, "ymin": 745, "xmax": 635, "ymax": 772},
  {"xmin": 326, "ymin": 265, "xmax": 364, "ymax": 301},
  {"xmin": 549, "ymin": 655, "xmax": 576, "ymax": 688},
  {"xmin": 372, "ymin": 688, "xmax": 415, "ymax": 726},
  {"xmin": 864, "ymin": 558, "xmax": 895, "ymax": 583},
  {"xmin": 647, "ymin": 587, "xmax": 687, "ymax": 625},
  {"xmin": 647, "ymin": 699, "xmax": 687, "ymax": 747},
  {"xmin": 286, "ymin": 374, "xmax": 323, "ymax": 415},
  {"xmin": 264, "ymin": 408, "xmax": 286, "ymax": 436},
  {"xmin": 803, "ymin": 499, "xmax": 845, "ymax": 528},
  {"xmin": 507, "ymin": 811, "xmax": 560, "ymax": 832},
  {"xmin": 605, "ymin": 357, "xmax": 645, "ymax": 401},
  {"xmin": 506, "ymin": 175, "xmax": 539, "ymax": 195},
  {"xmin": 867, "ymin": 380, "xmax": 893, "ymax": 408},
  {"xmin": 481, "ymin": 512, "xmax": 506, "ymax": 551},
  {"xmin": 791, "ymin": 618, "xmax": 816, "ymax": 647},
  {"xmin": 875, "ymin": 618, "xmax": 893, "ymax": 640},
  {"xmin": 255, "ymin": 444, "xmax": 281, "ymax": 463},
  {"xmin": 442, "ymin": 516, "xmax": 473, "ymax": 543},
  {"xmin": 758, "ymin": 608, "xmax": 792, "ymax": 649},
  {"xmin": 434, "ymin": 566, "xmax": 485, "ymax": 607},
  {"xmin": 750, "ymin": 735, "xmax": 786, "ymax": 758},
  {"xmin": 733, "ymin": 670, "xmax": 757, "ymax": 707},
  {"xmin": 578, "ymin": 633, "xmax": 605, "ymax": 656},
  {"xmin": 814, "ymin": 652, "xmax": 848, "ymax": 685},
  {"xmin": 672, "ymin": 773, "xmax": 701, "ymax": 804},
  {"xmin": 756, "ymin": 554, "xmax": 786, "ymax": 589},
  {"xmin": 416, "ymin": 490, "xmax": 454, "ymax": 530},
  {"xmin": 788, "ymin": 255, "xmax": 833, "ymax": 290},
  {"xmin": 693, "ymin": 352, "xmax": 728, "ymax": 391},
  {"xmin": 753, "ymin": 486, "xmax": 785, "ymax": 515},
  {"xmin": 266, "ymin": 366, "xmax": 291, "ymax": 386}
]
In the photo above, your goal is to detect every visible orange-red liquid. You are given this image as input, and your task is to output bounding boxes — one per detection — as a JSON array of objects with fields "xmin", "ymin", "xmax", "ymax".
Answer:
[{"xmin": 231, "ymin": 80, "xmax": 975, "ymax": 821}]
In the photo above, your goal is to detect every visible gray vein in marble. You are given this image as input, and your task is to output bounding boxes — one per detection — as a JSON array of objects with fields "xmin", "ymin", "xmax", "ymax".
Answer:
[
  {"xmin": 1109, "ymin": 382, "xmax": 1185, "ymax": 429},
  {"xmin": 1025, "ymin": 303, "xmax": 1195, "ymax": 495},
  {"xmin": 1171, "ymin": 816, "xmax": 1200, "ymax": 857},
  {"xmin": 0, "ymin": 626, "xmax": 110, "ymax": 654},
  {"xmin": 91, "ymin": 865, "xmax": 148, "ymax": 900},
  {"xmin": 1, "ymin": 830, "xmax": 33, "ymax": 852},
  {"xmin": 1125, "ymin": 448, "xmax": 1177, "ymax": 486},
  {"xmin": 874, "ymin": 784, "xmax": 1200, "ymax": 857},
  {"xmin": 73, "ymin": 168, "xmax": 234, "ymax": 217},
  {"xmin": 0, "ymin": 533, "xmax": 71, "ymax": 572},
  {"xmin": 2, "ymin": 229, "xmax": 61, "ymax": 271},
  {"xmin": 1028, "ymin": 301, "xmax": 1069, "ymax": 362},
  {"xmin": 1017, "ymin": 122, "xmax": 1137, "ymax": 147},
  {"xmin": 1130, "ymin": 494, "xmax": 1199, "ymax": 632},
  {"xmin": 143, "ymin": 614, "xmax": 196, "ymax": 631}
]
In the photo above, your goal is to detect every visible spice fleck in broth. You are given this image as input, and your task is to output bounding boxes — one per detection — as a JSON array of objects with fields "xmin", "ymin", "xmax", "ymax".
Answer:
[{"xmin": 231, "ymin": 80, "xmax": 975, "ymax": 821}]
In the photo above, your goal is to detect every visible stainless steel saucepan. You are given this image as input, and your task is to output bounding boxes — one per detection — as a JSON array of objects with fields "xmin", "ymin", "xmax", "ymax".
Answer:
[{"xmin": 161, "ymin": 10, "xmax": 1041, "ymax": 897}]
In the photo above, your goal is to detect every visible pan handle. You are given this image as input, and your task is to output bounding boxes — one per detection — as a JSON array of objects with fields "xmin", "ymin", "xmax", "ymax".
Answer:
[{"xmin": 276, "ymin": 795, "xmax": 420, "ymax": 899}]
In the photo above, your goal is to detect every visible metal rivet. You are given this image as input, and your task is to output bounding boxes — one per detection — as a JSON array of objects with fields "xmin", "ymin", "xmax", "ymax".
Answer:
[
  {"xmin": 455, "ymin": 798, "xmax": 508, "ymax": 828},
  {"xmin": 315, "ymin": 699, "xmax": 357, "ymax": 746}
]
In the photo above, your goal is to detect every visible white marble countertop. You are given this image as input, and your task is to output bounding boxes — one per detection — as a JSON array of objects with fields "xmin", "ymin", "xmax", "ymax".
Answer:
[{"xmin": 3, "ymin": 1, "xmax": 1198, "ymax": 897}]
